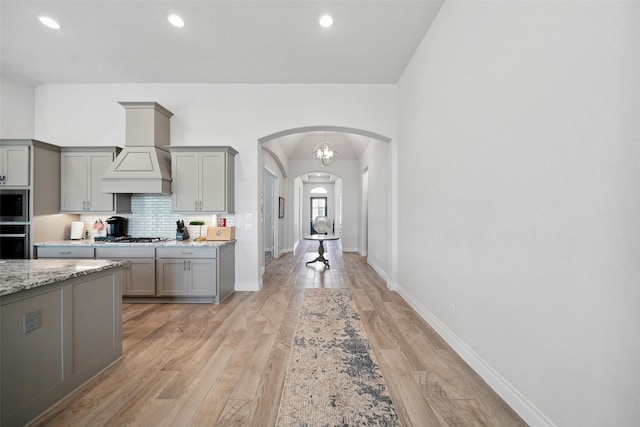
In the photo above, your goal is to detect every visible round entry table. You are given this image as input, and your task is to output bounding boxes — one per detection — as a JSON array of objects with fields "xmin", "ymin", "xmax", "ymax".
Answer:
[{"xmin": 303, "ymin": 234, "xmax": 340, "ymax": 269}]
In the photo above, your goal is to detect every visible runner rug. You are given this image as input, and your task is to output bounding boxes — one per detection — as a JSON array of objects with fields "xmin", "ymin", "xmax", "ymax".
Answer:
[{"xmin": 276, "ymin": 288, "xmax": 400, "ymax": 426}]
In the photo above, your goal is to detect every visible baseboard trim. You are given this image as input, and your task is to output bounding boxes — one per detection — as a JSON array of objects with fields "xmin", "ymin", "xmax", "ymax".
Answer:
[
  {"xmin": 235, "ymin": 281, "xmax": 262, "ymax": 292},
  {"xmin": 367, "ymin": 258, "xmax": 391, "ymax": 289},
  {"xmin": 396, "ymin": 284, "xmax": 556, "ymax": 427},
  {"xmin": 342, "ymin": 247, "xmax": 359, "ymax": 253}
]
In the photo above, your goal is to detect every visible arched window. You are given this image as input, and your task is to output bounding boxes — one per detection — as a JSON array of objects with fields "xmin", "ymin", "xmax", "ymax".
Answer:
[{"xmin": 310, "ymin": 187, "xmax": 327, "ymax": 194}]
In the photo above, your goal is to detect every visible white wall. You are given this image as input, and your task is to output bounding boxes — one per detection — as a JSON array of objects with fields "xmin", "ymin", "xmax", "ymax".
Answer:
[
  {"xmin": 359, "ymin": 140, "xmax": 390, "ymax": 279},
  {"xmin": 397, "ymin": 2, "xmax": 640, "ymax": 426},
  {"xmin": 263, "ymin": 149, "xmax": 287, "ymax": 257},
  {"xmin": 33, "ymin": 83, "xmax": 397, "ymax": 289},
  {"xmin": 292, "ymin": 177, "xmax": 303, "ymax": 252},
  {"xmin": 0, "ymin": 77, "xmax": 35, "ymax": 138}
]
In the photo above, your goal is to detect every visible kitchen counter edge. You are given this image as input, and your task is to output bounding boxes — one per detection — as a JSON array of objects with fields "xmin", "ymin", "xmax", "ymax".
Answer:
[
  {"xmin": 0, "ymin": 259, "xmax": 127, "ymax": 297},
  {"xmin": 34, "ymin": 239, "xmax": 236, "ymax": 248}
]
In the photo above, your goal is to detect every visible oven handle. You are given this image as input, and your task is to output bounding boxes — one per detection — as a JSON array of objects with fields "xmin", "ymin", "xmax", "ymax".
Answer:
[{"xmin": 0, "ymin": 233, "xmax": 28, "ymax": 238}]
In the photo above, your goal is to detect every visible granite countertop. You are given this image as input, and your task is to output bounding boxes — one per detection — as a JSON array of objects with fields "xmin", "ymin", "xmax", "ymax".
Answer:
[
  {"xmin": 34, "ymin": 239, "xmax": 236, "ymax": 248},
  {"xmin": 0, "ymin": 259, "xmax": 128, "ymax": 297}
]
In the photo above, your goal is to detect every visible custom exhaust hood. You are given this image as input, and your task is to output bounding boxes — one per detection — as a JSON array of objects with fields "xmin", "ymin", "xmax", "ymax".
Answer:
[{"xmin": 101, "ymin": 102, "xmax": 174, "ymax": 194}]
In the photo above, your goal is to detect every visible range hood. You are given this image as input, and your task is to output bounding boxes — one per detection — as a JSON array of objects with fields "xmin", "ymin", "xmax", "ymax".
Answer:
[{"xmin": 101, "ymin": 102, "xmax": 174, "ymax": 194}]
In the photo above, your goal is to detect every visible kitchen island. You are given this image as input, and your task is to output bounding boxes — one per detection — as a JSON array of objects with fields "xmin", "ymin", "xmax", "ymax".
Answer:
[
  {"xmin": 35, "ymin": 239, "xmax": 235, "ymax": 304},
  {"xmin": 0, "ymin": 259, "xmax": 125, "ymax": 427}
]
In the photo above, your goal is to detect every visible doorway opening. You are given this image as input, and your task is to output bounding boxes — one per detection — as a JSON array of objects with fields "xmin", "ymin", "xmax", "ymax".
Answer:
[
  {"xmin": 361, "ymin": 168, "xmax": 369, "ymax": 257},
  {"xmin": 258, "ymin": 125, "xmax": 393, "ymax": 284},
  {"xmin": 264, "ymin": 168, "xmax": 277, "ymax": 264}
]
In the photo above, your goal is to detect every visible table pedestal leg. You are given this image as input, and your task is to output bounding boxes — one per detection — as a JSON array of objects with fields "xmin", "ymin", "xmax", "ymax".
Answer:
[{"xmin": 306, "ymin": 239, "xmax": 330, "ymax": 268}]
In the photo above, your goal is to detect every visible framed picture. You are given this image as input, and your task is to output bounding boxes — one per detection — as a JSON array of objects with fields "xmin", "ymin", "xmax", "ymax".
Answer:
[{"xmin": 279, "ymin": 197, "xmax": 285, "ymax": 218}]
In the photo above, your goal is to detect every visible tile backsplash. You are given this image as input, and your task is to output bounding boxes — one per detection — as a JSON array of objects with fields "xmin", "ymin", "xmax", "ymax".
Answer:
[{"xmin": 80, "ymin": 194, "xmax": 235, "ymax": 239}]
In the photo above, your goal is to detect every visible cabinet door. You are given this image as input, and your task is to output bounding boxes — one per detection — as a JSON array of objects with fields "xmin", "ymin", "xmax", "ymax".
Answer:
[
  {"xmin": 156, "ymin": 259, "xmax": 187, "ymax": 296},
  {"xmin": 189, "ymin": 259, "xmax": 217, "ymax": 296},
  {"xmin": 172, "ymin": 153, "xmax": 200, "ymax": 211},
  {"xmin": 1, "ymin": 146, "xmax": 30, "ymax": 186},
  {"xmin": 61, "ymin": 153, "xmax": 88, "ymax": 211},
  {"xmin": 87, "ymin": 152, "xmax": 114, "ymax": 212},
  {"xmin": 125, "ymin": 259, "xmax": 156, "ymax": 296},
  {"xmin": 200, "ymin": 152, "xmax": 226, "ymax": 212}
]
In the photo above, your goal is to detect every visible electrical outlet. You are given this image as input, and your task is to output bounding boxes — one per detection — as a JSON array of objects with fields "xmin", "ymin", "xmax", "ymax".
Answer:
[
  {"xmin": 449, "ymin": 303, "xmax": 456, "ymax": 318},
  {"xmin": 23, "ymin": 310, "xmax": 41, "ymax": 334}
]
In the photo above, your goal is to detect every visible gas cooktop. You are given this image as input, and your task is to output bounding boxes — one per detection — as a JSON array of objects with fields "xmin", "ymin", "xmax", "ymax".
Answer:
[{"xmin": 95, "ymin": 236, "xmax": 168, "ymax": 243}]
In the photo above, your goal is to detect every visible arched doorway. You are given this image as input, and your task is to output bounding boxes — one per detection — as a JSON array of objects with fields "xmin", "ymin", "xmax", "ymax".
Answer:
[{"xmin": 258, "ymin": 125, "xmax": 392, "ymax": 283}]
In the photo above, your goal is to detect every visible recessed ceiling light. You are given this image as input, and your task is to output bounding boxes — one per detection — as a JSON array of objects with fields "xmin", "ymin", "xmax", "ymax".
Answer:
[
  {"xmin": 319, "ymin": 15, "xmax": 333, "ymax": 28},
  {"xmin": 168, "ymin": 14, "xmax": 184, "ymax": 28},
  {"xmin": 39, "ymin": 16, "xmax": 60, "ymax": 29}
]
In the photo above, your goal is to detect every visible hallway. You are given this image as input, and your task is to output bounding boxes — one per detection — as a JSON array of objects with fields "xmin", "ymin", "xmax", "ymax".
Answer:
[{"xmin": 33, "ymin": 240, "xmax": 525, "ymax": 426}]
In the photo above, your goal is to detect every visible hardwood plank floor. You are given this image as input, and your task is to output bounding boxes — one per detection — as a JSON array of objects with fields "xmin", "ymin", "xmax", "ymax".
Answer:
[{"xmin": 32, "ymin": 240, "xmax": 526, "ymax": 426}]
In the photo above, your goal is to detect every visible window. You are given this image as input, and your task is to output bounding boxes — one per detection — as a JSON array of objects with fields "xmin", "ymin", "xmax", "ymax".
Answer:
[{"xmin": 310, "ymin": 187, "xmax": 327, "ymax": 194}]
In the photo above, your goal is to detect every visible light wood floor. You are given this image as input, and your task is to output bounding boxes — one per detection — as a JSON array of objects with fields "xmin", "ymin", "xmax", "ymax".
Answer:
[{"xmin": 33, "ymin": 241, "xmax": 526, "ymax": 426}]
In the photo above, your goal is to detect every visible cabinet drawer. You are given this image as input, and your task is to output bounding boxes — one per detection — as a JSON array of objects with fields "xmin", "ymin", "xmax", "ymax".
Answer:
[
  {"xmin": 37, "ymin": 247, "xmax": 95, "ymax": 258},
  {"xmin": 95, "ymin": 247, "xmax": 156, "ymax": 259},
  {"xmin": 156, "ymin": 247, "xmax": 217, "ymax": 259}
]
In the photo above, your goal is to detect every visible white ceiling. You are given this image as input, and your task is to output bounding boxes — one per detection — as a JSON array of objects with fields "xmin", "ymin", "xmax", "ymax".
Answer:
[
  {"xmin": 1, "ymin": 1, "xmax": 442, "ymax": 168},
  {"xmin": 0, "ymin": 0, "xmax": 443, "ymax": 86},
  {"xmin": 276, "ymin": 131, "xmax": 371, "ymax": 161}
]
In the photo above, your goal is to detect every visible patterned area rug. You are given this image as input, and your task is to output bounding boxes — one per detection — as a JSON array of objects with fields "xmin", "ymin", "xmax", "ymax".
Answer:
[{"xmin": 276, "ymin": 289, "xmax": 400, "ymax": 426}]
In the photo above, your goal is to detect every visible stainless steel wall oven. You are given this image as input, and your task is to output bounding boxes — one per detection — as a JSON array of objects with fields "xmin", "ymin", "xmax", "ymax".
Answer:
[
  {"xmin": 0, "ymin": 224, "xmax": 29, "ymax": 259},
  {"xmin": 1, "ymin": 189, "xmax": 30, "ymax": 258}
]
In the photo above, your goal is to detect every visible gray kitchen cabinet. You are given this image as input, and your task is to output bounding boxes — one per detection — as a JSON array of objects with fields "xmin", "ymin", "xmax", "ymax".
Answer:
[
  {"xmin": 170, "ymin": 146, "xmax": 237, "ymax": 213},
  {"xmin": 0, "ymin": 143, "xmax": 29, "ymax": 186},
  {"xmin": 156, "ymin": 247, "xmax": 217, "ymax": 297},
  {"xmin": 95, "ymin": 247, "xmax": 156, "ymax": 296},
  {"xmin": 1, "ymin": 139, "xmax": 67, "ymax": 258},
  {"xmin": 156, "ymin": 259, "xmax": 188, "ymax": 295},
  {"xmin": 60, "ymin": 147, "xmax": 131, "ymax": 213},
  {"xmin": 34, "ymin": 241, "xmax": 235, "ymax": 304},
  {"xmin": 36, "ymin": 246, "xmax": 95, "ymax": 258}
]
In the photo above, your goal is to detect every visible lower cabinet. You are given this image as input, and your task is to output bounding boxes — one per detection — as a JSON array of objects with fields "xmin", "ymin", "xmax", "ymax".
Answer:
[
  {"xmin": 156, "ymin": 248, "xmax": 217, "ymax": 297},
  {"xmin": 35, "ymin": 243, "xmax": 234, "ymax": 303},
  {"xmin": 95, "ymin": 247, "xmax": 156, "ymax": 297}
]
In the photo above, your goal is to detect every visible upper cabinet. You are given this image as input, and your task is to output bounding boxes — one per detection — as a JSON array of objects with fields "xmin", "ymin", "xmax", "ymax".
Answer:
[
  {"xmin": 170, "ymin": 146, "xmax": 237, "ymax": 213},
  {"xmin": 0, "ymin": 143, "xmax": 30, "ymax": 186},
  {"xmin": 60, "ymin": 147, "xmax": 131, "ymax": 213},
  {"xmin": 1, "ymin": 139, "xmax": 64, "ymax": 219}
]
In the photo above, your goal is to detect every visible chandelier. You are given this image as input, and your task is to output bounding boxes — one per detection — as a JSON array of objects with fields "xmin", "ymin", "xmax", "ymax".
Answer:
[{"xmin": 312, "ymin": 133, "xmax": 338, "ymax": 167}]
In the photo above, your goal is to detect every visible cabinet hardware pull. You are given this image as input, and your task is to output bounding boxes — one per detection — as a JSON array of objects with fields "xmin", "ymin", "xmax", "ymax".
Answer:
[
  {"xmin": 181, "ymin": 252, "xmax": 193, "ymax": 255},
  {"xmin": 195, "ymin": 200, "xmax": 198, "ymax": 210},
  {"xmin": 59, "ymin": 251, "xmax": 72, "ymax": 254}
]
